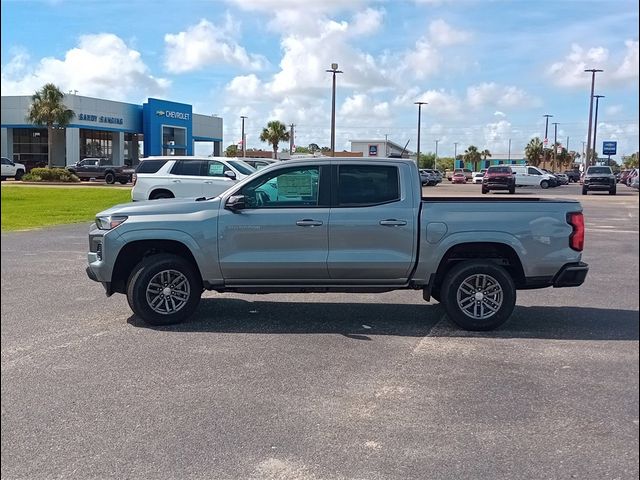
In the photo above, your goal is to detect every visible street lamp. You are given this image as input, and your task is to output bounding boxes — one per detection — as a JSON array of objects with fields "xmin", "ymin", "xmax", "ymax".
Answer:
[
  {"xmin": 326, "ymin": 63, "xmax": 343, "ymax": 157},
  {"xmin": 434, "ymin": 139, "xmax": 439, "ymax": 171},
  {"xmin": 592, "ymin": 95, "xmax": 605, "ymax": 164},
  {"xmin": 453, "ymin": 142, "xmax": 458, "ymax": 169},
  {"xmin": 240, "ymin": 115, "xmax": 247, "ymax": 157},
  {"xmin": 552, "ymin": 122, "xmax": 559, "ymax": 171},
  {"xmin": 414, "ymin": 101, "xmax": 427, "ymax": 167},
  {"xmin": 584, "ymin": 68, "xmax": 603, "ymax": 166}
]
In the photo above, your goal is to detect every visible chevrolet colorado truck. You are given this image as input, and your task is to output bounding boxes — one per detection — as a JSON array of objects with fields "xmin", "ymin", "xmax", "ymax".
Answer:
[{"xmin": 86, "ymin": 157, "xmax": 588, "ymax": 331}]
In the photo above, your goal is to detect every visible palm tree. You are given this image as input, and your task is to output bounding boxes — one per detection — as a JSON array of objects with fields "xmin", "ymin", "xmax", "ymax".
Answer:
[
  {"xmin": 26, "ymin": 84, "xmax": 75, "ymax": 168},
  {"xmin": 480, "ymin": 149, "xmax": 492, "ymax": 169},
  {"xmin": 259, "ymin": 120, "xmax": 290, "ymax": 159},
  {"xmin": 525, "ymin": 137, "xmax": 544, "ymax": 167},
  {"xmin": 463, "ymin": 145, "xmax": 482, "ymax": 171}
]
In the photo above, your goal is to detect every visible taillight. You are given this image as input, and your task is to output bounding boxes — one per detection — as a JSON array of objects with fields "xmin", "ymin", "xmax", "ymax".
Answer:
[{"xmin": 567, "ymin": 212, "xmax": 584, "ymax": 251}]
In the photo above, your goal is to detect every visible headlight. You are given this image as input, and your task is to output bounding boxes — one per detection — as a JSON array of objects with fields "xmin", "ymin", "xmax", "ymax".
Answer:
[{"xmin": 95, "ymin": 215, "xmax": 128, "ymax": 230}]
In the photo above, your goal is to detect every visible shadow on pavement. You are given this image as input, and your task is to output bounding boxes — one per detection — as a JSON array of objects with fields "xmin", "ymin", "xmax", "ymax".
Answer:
[{"xmin": 128, "ymin": 299, "xmax": 639, "ymax": 341}]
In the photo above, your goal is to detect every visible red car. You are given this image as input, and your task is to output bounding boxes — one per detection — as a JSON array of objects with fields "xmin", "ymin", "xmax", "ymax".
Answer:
[
  {"xmin": 452, "ymin": 172, "xmax": 467, "ymax": 184},
  {"xmin": 482, "ymin": 165, "xmax": 516, "ymax": 194}
]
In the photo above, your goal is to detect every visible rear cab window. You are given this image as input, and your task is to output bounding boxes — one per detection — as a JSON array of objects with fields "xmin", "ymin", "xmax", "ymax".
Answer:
[{"xmin": 136, "ymin": 160, "xmax": 169, "ymax": 174}]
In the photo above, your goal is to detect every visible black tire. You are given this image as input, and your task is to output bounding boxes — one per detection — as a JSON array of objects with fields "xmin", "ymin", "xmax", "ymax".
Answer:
[
  {"xmin": 582, "ymin": 187, "xmax": 588, "ymax": 195},
  {"xmin": 540, "ymin": 180, "xmax": 549, "ymax": 189},
  {"xmin": 104, "ymin": 172, "xmax": 116, "ymax": 184},
  {"xmin": 15, "ymin": 170, "xmax": 24, "ymax": 181},
  {"xmin": 509, "ymin": 186, "xmax": 515, "ymax": 194},
  {"xmin": 150, "ymin": 190, "xmax": 174, "ymax": 200},
  {"xmin": 440, "ymin": 261, "xmax": 516, "ymax": 331},
  {"xmin": 609, "ymin": 187, "xmax": 616, "ymax": 195},
  {"xmin": 127, "ymin": 254, "xmax": 202, "ymax": 326},
  {"xmin": 481, "ymin": 187, "xmax": 488, "ymax": 194}
]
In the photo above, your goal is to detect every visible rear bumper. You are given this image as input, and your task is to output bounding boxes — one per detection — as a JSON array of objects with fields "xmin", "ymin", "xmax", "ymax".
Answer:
[{"xmin": 553, "ymin": 262, "xmax": 589, "ymax": 287}]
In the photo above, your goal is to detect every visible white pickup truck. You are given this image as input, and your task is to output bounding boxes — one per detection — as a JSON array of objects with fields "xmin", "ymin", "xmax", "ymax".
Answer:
[
  {"xmin": 1, "ymin": 157, "xmax": 26, "ymax": 181},
  {"xmin": 87, "ymin": 157, "xmax": 588, "ymax": 331}
]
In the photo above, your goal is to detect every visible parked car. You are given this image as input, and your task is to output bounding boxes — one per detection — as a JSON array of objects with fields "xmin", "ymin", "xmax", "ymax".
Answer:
[
  {"xmin": 541, "ymin": 169, "xmax": 559, "ymax": 187},
  {"xmin": 472, "ymin": 171, "xmax": 485, "ymax": 184},
  {"xmin": 553, "ymin": 173, "xmax": 569, "ymax": 185},
  {"xmin": 626, "ymin": 168, "xmax": 639, "ymax": 186},
  {"xmin": 66, "ymin": 157, "xmax": 134, "ymax": 184},
  {"xmin": 482, "ymin": 166, "xmax": 515, "ymax": 194},
  {"xmin": 619, "ymin": 169, "xmax": 633, "ymax": 184},
  {"xmin": 131, "ymin": 156, "xmax": 256, "ymax": 201},
  {"xmin": 630, "ymin": 174, "xmax": 639, "ymax": 191},
  {"xmin": 87, "ymin": 156, "xmax": 588, "ymax": 331},
  {"xmin": 582, "ymin": 165, "xmax": 616, "ymax": 195},
  {"xmin": 241, "ymin": 158, "xmax": 280, "ymax": 170},
  {"xmin": 452, "ymin": 172, "xmax": 467, "ymax": 184},
  {"xmin": 564, "ymin": 170, "xmax": 581, "ymax": 183},
  {"xmin": 419, "ymin": 169, "xmax": 437, "ymax": 186},
  {"xmin": 510, "ymin": 165, "xmax": 557, "ymax": 189},
  {"xmin": 1, "ymin": 156, "xmax": 26, "ymax": 181},
  {"xmin": 423, "ymin": 168, "xmax": 442, "ymax": 183}
]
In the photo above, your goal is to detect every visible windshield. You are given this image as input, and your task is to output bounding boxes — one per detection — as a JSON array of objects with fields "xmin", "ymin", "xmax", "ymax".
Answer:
[
  {"xmin": 487, "ymin": 167, "xmax": 512, "ymax": 174},
  {"xmin": 586, "ymin": 167, "xmax": 612, "ymax": 174},
  {"xmin": 227, "ymin": 160, "xmax": 257, "ymax": 175}
]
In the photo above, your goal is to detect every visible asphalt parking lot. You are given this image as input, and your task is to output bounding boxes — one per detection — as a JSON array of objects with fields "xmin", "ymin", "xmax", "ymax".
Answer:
[{"xmin": 2, "ymin": 182, "xmax": 638, "ymax": 480}]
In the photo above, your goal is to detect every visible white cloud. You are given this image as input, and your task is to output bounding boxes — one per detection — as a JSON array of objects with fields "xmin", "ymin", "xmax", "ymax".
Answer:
[
  {"xmin": 164, "ymin": 18, "xmax": 268, "ymax": 73},
  {"xmin": 350, "ymin": 8, "xmax": 385, "ymax": 36},
  {"xmin": 415, "ymin": 89, "xmax": 463, "ymax": 118},
  {"xmin": 339, "ymin": 94, "xmax": 390, "ymax": 119},
  {"xmin": 225, "ymin": 74, "xmax": 263, "ymax": 100},
  {"xmin": 467, "ymin": 82, "xmax": 538, "ymax": 109},
  {"xmin": 1, "ymin": 34, "xmax": 169, "ymax": 101},
  {"xmin": 548, "ymin": 40, "xmax": 638, "ymax": 88},
  {"xmin": 605, "ymin": 104, "xmax": 623, "ymax": 116},
  {"xmin": 400, "ymin": 37, "xmax": 441, "ymax": 80},
  {"xmin": 429, "ymin": 19, "xmax": 471, "ymax": 46},
  {"xmin": 494, "ymin": 111, "xmax": 506, "ymax": 117}
]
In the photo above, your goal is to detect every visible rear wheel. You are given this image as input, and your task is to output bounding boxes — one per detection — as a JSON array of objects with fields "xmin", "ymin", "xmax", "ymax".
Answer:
[
  {"xmin": 481, "ymin": 187, "xmax": 488, "ymax": 194},
  {"xmin": 104, "ymin": 172, "xmax": 116, "ymax": 184},
  {"xmin": 127, "ymin": 254, "xmax": 202, "ymax": 326},
  {"xmin": 582, "ymin": 187, "xmax": 588, "ymax": 195},
  {"xmin": 609, "ymin": 187, "xmax": 616, "ymax": 195},
  {"xmin": 440, "ymin": 261, "xmax": 516, "ymax": 331},
  {"xmin": 509, "ymin": 186, "xmax": 515, "ymax": 194}
]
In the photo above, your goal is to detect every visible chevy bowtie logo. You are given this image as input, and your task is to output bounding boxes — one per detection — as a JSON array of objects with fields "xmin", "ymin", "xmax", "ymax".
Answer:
[{"xmin": 155, "ymin": 110, "xmax": 166, "ymax": 116}]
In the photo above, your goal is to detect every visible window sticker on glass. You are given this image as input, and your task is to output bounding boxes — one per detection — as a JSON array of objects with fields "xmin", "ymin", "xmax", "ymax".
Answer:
[
  {"xmin": 208, "ymin": 163, "xmax": 225, "ymax": 175},
  {"xmin": 277, "ymin": 174, "xmax": 313, "ymax": 196}
]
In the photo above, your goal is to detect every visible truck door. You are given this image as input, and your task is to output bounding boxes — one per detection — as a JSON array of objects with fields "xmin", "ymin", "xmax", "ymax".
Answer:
[
  {"xmin": 327, "ymin": 164, "xmax": 417, "ymax": 282},
  {"xmin": 218, "ymin": 165, "xmax": 331, "ymax": 281}
]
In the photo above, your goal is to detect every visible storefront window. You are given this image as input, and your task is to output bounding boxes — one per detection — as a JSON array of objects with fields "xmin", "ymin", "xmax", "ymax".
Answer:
[
  {"xmin": 12, "ymin": 128, "xmax": 48, "ymax": 170},
  {"xmin": 162, "ymin": 126, "xmax": 186, "ymax": 156},
  {"xmin": 80, "ymin": 129, "xmax": 112, "ymax": 160}
]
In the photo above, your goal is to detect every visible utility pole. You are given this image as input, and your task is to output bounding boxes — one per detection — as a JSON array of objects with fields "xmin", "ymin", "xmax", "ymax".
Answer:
[
  {"xmin": 434, "ymin": 139, "xmax": 439, "ymax": 170},
  {"xmin": 552, "ymin": 122, "xmax": 559, "ymax": 171},
  {"xmin": 326, "ymin": 63, "xmax": 343, "ymax": 157},
  {"xmin": 543, "ymin": 114, "xmax": 553, "ymax": 166},
  {"xmin": 289, "ymin": 123, "xmax": 295, "ymax": 154},
  {"xmin": 240, "ymin": 115, "xmax": 247, "ymax": 157},
  {"xmin": 414, "ymin": 102, "xmax": 427, "ymax": 168},
  {"xmin": 584, "ymin": 68, "xmax": 603, "ymax": 166},
  {"xmin": 592, "ymin": 95, "xmax": 605, "ymax": 165},
  {"xmin": 508, "ymin": 139, "xmax": 511, "ymax": 163},
  {"xmin": 454, "ymin": 142, "xmax": 458, "ymax": 169}
]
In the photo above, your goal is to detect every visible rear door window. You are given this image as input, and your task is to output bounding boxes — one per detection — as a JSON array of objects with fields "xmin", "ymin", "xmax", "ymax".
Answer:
[
  {"xmin": 337, "ymin": 165, "xmax": 399, "ymax": 206},
  {"xmin": 171, "ymin": 160, "xmax": 205, "ymax": 176},
  {"xmin": 136, "ymin": 160, "xmax": 168, "ymax": 174}
]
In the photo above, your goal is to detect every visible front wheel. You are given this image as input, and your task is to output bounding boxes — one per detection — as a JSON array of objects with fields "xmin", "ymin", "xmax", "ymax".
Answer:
[
  {"xmin": 582, "ymin": 187, "xmax": 588, "ymax": 195},
  {"xmin": 440, "ymin": 261, "xmax": 516, "ymax": 331},
  {"xmin": 540, "ymin": 180, "xmax": 549, "ymax": 189},
  {"xmin": 609, "ymin": 187, "xmax": 616, "ymax": 195},
  {"xmin": 15, "ymin": 170, "xmax": 24, "ymax": 181},
  {"xmin": 509, "ymin": 186, "xmax": 515, "ymax": 194},
  {"xmin": 127, "ymin": 254, "xmax": 202, "ymax": 326},
  {"xmin": 481, "ymin": 187, "xmax": 488, "ymax": 194}
]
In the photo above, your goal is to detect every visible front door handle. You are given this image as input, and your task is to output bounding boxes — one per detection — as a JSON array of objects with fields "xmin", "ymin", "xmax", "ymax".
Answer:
[
  {"xmin": 204, "ymin": 180, "xmax": 213, "ymax": 184},
  {"xmin": 296, "ymin": 219, "xmax": 323, "ymax": 227},
  {"xmin": 379, "ymin": 219, "xmax": 407, "ymax": 226},
  {"xmin": 172, "ymin": 179, "xmax": 181, "ymax": 183}
]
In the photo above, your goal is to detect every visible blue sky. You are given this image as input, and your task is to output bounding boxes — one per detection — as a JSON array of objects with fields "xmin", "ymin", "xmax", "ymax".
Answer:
[{"xmin": 2, "ymin": 0, "xmax": 638, "ymax": 161}]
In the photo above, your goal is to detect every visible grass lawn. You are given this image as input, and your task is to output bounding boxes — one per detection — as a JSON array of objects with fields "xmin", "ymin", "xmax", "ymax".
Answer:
[{"xmin": 1, "ymin": 186, "xmax": 132, "ymax": 231}]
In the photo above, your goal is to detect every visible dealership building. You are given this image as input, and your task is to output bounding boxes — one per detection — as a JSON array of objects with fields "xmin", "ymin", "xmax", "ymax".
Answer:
[{"xmin": 0, "ymin": 95, "xmax": 223, "ymax": 170}]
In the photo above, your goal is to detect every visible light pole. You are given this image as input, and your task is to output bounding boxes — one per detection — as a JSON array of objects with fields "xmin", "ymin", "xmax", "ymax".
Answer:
[
  {"xmin": 543, "ymin": 114, "xmax": 553, "ymax": 164},
  {"xmin": 240, "ymin": 115, "xmax": 247, "ymax": 157},
  {"xmin": 508, "ymin": 138, "xmax": 511, "ymax": 163},
  {"xmin": 592, "ymin": 95, "xmax": 604, "ymax": 164},
  {"xmin": 434, "ymin": 139, "xmax": 439, "ymax": 170},
  {"xmin": 414, "ymin": 101, "xmax": 427, "ymax": 167},
  {"xmin": 453, "ymin": 142, "xmax": 458, "ymax": 169},
  {"xmin": 552, "ymin": 122, "xmax": 559, "ymax": 171},
  {"xmin": 326, "ymin": 63, "xmax": 343, "ymax": 157},
  {"xmin": 584, "ymin": 68, "xmax": 603, "ymax": 166}
]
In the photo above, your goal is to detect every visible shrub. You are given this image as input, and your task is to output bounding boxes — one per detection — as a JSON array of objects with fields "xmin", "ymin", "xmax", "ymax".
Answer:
[{"xmin": 22, "ymin": 168, "xmax": 80, "ymax": 183}]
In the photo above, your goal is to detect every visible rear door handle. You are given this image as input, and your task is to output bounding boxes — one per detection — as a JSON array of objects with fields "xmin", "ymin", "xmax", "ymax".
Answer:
[
  {"xmin": 379, "ymin": 219, "xmax": 407, "ymax": 226},
  {"xmin": 172, "ymin": 179, "xmax": 181, "ymax": 183},
  {"xmin": 296, "ymin": 219, "xmax": 323, "ymax": 227},
  {"xmin": 204, "ymin": 180, "xmax": 213, "ymax": 184}
]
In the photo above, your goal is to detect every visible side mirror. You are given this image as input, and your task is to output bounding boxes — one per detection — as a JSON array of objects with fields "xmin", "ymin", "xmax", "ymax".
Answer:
[
  {"xmin": 224, "ymin": 170, "xmax": 237, "ymax": 180},
  {"xmin": 226, "ymin": 195, "xmax": 245, "ymax": 212}
]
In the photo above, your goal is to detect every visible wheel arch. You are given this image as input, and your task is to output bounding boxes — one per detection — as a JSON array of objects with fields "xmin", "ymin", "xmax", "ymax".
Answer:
[
  {"xmin": 431, "ymin": 242, "xmax": 526, "ymax": 294},
  {"xmin": 110, "ymin": 239, "xmax": 201, "ymax": 294},
  {"xmin": 149, "ymin": 188, "xmax": 175, "ymax": 200}
]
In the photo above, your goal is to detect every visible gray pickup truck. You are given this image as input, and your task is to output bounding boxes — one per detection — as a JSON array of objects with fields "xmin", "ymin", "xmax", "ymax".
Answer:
[
  {"xmin": 67, "ymin": 157, "xmax": 134, "ymax": 184},
  {"xmin": 86, "ymin": 157, "xmax": 588, "ymax": 331}
]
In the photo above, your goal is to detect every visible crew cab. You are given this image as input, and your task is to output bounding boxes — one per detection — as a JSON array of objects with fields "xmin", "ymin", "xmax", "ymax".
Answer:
[
  {"xmin": 582, "ymin": 166, "xmax": 616, "ymax": 195},
  {"xmin": 67, "ymin": 158, "xmax": 134, "ymax": 184},
  {"xmin": 481, "ymin": 165, "xmax": 515, "ymax": 194},
  {"xmin": 87, "ymin": 157, "xmax": 588, "ymax": 331}
]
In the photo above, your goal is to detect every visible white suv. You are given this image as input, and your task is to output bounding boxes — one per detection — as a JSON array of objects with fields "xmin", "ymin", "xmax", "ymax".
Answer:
[
  {"xmin": 1, "ymin": 157, "xmax": 26, "ymax": 181},
  {"xmin": 131, "ymin": 156, "xmax": 256, "ymax": 201}
]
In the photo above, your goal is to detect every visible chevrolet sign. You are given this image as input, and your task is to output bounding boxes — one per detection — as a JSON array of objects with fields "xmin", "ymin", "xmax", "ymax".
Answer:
[{"xmin": 156, "ymin": 110, "xmax": 190, "ymax": 120}]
